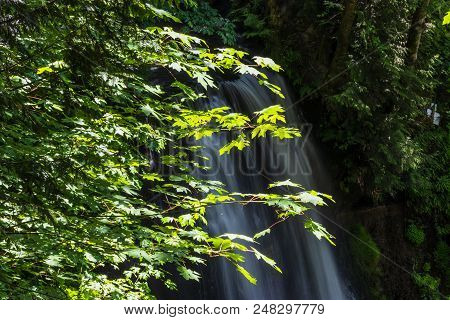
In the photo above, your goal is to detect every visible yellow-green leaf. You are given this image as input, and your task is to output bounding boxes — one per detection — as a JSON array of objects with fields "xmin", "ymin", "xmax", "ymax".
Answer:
[
  {"xmin": 37, "ymin": 66, "xmax": 54, "ymax": 75},
  {"xmin": 235, "ymin": 264, "xmax": 257, "ymax": 285},
  {"xmin": 219, "ymin": 134, "xmax": 249, "ymax": 155}
]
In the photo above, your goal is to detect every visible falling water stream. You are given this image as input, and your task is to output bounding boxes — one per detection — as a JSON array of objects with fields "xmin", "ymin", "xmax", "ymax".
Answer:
[{"xmin": 195, "ymin": 74, "xmax": 348, "ymax": 299}]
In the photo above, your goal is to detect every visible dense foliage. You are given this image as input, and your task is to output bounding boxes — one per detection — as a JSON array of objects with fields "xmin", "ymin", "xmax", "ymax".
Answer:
[
  {"xmin": 0, "ymin": 0, "xmax": 337, "ymax": 299},
  {"xmin": 175, "ymin": 1, "xmax": 237, "ymax": 45}
]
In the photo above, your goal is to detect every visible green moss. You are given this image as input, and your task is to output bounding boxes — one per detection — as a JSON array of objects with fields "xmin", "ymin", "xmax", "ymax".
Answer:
[
  {"xmin": 350, "ymin": 225, "xmax": 381, "ymax": 270},
  {"xmin": 405, "ymin": 224, "xmax": 425, "ymax": 246},
  {"xmin": 349, "ymin": 224, "xmax": 383, "ymax": 298}
]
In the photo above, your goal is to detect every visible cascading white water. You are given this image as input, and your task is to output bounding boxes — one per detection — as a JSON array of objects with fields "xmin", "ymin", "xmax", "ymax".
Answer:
[{"xmin": 198, "ymin": 74, "xmax": 348, "ymax": 299}]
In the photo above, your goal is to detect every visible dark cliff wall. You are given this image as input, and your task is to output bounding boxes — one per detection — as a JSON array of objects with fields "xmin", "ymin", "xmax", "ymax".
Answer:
[{"xmin": 337, "ymin": 205, "xmax": 422, "ymax": 299}]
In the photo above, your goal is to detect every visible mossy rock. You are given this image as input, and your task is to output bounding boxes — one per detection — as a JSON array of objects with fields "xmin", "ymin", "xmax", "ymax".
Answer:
[{"xmin": 349, "ymin": 224, "xmax": 384, "ymax": 298}]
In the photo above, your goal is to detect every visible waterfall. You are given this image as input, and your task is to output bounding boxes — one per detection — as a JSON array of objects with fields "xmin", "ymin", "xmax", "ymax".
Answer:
[{"xmin": 196, "ymin": 74, "xmax": 348, "ymax": 299}]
